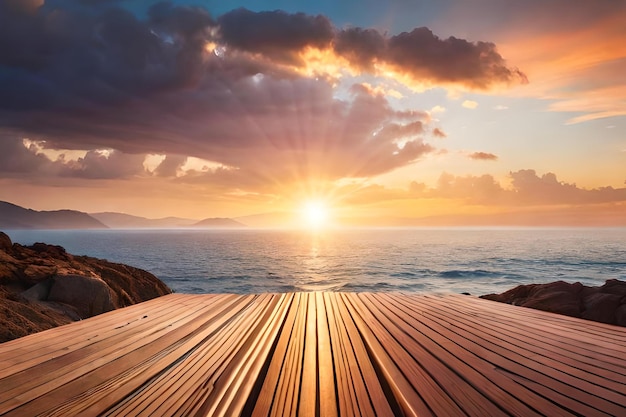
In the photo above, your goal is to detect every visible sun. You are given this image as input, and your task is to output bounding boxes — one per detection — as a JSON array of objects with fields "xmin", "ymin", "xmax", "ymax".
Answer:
[{"xmin": 301, "ymin": 200, "xmax": 330, "ymax": 229}]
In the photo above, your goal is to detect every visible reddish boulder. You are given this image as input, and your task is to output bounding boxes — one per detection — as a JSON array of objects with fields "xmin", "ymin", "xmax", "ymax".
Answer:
[{"xmin": 47, "ymin": 274, "xmax": 116, "ymax": 318}]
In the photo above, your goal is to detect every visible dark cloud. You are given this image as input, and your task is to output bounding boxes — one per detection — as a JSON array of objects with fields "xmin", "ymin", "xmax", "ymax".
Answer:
[
  {"xmin": 218, "ymin": 8, "xmax": 334, "ymax": 65},
  {"xmin": 469, "ymin": 151, "xmax": 498, "ymax": 161},
  {"xmin": 334, "ymin": 27, "xmax": 386, "ymax": 71},
  {"xmin": 0, "ymin": 137, "xmax": 49, "ymax": 174},
  {"xmin": 0, "ymin": 136, "xmax": 146, "ymax": 180},
  {"xmin": 386, "ymin": 28, "xmax": 527, "ymax": 88},
  {"xmin": 3, "ymin": 0, "xmax": 43, "ymax": 14}
]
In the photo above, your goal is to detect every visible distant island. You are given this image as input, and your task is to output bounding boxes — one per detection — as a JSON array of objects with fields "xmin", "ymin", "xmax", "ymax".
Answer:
[{"xmin": 0, "ymin": 201, "xmax": 247, "ymax": 229}]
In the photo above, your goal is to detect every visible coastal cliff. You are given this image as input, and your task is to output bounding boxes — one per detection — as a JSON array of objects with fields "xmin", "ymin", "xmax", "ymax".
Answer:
[
  {"xmin": 481, "ymin": 279, "xmax": 626, "ymax": 326},
  {"xmin": 0, "ymin": 232, "xmax": 171, "ymax": 343}
]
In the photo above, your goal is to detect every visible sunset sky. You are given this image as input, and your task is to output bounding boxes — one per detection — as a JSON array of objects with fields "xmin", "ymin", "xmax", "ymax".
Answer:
[{"xmin": 1, "ymin": 0, "xmax": 625, "ymax": 227}]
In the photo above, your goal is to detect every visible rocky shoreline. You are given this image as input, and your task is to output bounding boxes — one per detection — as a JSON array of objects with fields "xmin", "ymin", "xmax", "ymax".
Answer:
[
  {"xmin": 0, "ymin": 232, "xmax": 171, "ymax": 343},
  {"xmin": 481, "ymin": 279, "xmax": 626, "ymax": 326}
]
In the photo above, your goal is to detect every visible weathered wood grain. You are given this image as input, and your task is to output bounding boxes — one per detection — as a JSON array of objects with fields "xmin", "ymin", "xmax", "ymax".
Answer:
[{"xmin": 1, "ymin": 292, "xmax": 624, "ymax": 416}]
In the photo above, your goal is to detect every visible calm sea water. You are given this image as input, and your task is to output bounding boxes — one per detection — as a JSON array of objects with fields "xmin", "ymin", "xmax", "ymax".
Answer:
[{"xmin": 7, "ymin": 228, "xmax": 626, "ymax": 295}]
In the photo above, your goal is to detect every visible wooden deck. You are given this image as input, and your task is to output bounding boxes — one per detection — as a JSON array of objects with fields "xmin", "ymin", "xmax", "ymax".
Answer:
[{"xmin": 1, "ymin": 293, "xmax": 625, "ymax": 416}]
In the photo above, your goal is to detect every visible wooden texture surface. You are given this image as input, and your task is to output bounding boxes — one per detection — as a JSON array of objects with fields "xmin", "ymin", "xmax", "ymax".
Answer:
[{"xmin": 1, "ymin": 293, "xmax": 625, "ymax": 416}]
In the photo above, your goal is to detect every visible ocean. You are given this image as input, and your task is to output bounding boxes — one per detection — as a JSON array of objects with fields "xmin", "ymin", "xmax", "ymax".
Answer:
[{"xmin": 8, "ymin": 228, "xmax": 626, "ymax": 296}]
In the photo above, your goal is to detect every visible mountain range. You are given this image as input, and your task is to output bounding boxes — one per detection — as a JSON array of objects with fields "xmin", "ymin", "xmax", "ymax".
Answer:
[{"xmin": 0, "ymin": 201, "xmax": 246, "ymax": 229}]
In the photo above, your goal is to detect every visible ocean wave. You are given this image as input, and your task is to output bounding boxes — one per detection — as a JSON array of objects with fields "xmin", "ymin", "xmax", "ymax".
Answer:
[{"xmin": 438, "ymin": 269, "xmax": 503, "ymax": 278}]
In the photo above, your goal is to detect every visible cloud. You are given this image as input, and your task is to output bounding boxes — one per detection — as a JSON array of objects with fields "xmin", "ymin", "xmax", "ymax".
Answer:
[
  {"xmin": 383, "ymin": 28, "xmax": 527, "ymax": 89},
  {"xmin": 430, "ymin": 105, "xmax": 446, "ymax": 114},
  {"xmin": 59, "ymin": 150, "xmax": 146, "ymax": 179},
  {"xmin": 546, "ymin": 85, "xmax": 626, "ymax": 124},
  {"xmin": 215, "ymin": 11, "xmax": 527, "ymax": 89},
  {"xmin": 0, "ymin": 136, "xmax": 148, "ymax": 181},
  {"xmin": 429, "ymin": 170, "xmax": 626, "ymax": 206},
  {"xmin": 153, "ymin": 155, "xmax": 188, "ymax": 177},
  {"xmin": 218, "ymin": 8, "xmax": 334, "ymax": 66},
  {"xmin": 468, "ymin": 152, "xmax": 498, "ymax": 161},
  {"xmin": 341, "ymin": 169, "xmax": 626, "ymax": 210},
  {"xmin": 0, "ymin": 1, "xmax": 526, "ymax": 193},
  {"xmin": 334, "ymin": 27, "xmax": 386, "ymax": 71},
  {"xmin": 462, "ymin": 100, "xmax": 479, "ymax": 109},
  {"xmin": 0, "ymin": 137, "xmax": 50, "ymax": 174},
  {"xmin": 433, "ymin": 128, "xmax": 447, "ymax": 138}
]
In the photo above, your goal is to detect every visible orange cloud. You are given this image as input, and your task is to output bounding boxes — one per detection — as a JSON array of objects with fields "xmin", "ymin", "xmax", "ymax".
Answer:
[{"xmin": 468, "ymin": 152, "xmax": 498, "ymax": 161}]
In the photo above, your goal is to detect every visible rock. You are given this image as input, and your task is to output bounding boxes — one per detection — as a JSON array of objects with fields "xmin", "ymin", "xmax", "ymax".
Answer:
[
  {"xmin": 47, "ymin": 274, "xmax": 116, "ymax": 318},
  {"xmin": 615, "ymin": 304, "xmax": 626, "ymax": 327},
  {"xmin": 522, "ymin": 291, "xmax": 581, "ymax": 317},
  {"xmin": 581, "ymin": 293, "xmax": 621, "ymax": 324},
  {"xmin": 481, "ymin": 279, "xmax": 626, "ymax": 327},
  {"xmin": 0, "ymin": 232, "xmax": 11, "ymax": 251},
  {"xmin": 599, "ymin": 279, "xmax": 626, "ymax": 297},
  {"xmin": 0, "ymin": 230, "xmax": 172, "ymax": 343},
  {"xmin": 20, "ymin": 279, "xmax": 53, "ymax": 302}
]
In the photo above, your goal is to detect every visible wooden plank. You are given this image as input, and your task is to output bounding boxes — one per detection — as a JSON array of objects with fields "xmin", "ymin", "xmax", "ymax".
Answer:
[
  {"xmin": 251, "ymin": 293, "xmax": 307, "ymax": 417},
  {"xmin": 0, "ymin": 293, "xmax": 192, "ymax": 371},
  {"xmin": 275, "ymin": 292, "xmax": 307, "ymax": 417},
  {"xmin": 0, "ymin": 294, "xmax": 219, "ymax": 412},
  {"xmin": 0, "ymin": 292, "xmax": 234, "ymax": 394},
  {"xmin": 103, "ymin": 294, "xmax": 282, "ymax": 416},
  {"xmin": 326, "ymin": 292, "xmax": 376, "ymax": 417},
  {"xmin": 362, "ymin": 292, "xmax": 551, "ymax": 417},
  {"xmin": 298, "ymin": 292, "xmax": 318, "ymax": 417},
  {"xmin": 404, "ymin": 296, "xmax": 626, "ymax": 415},
  {"xmin": 250, "ymin": 293, "xmax": 301, "ymax": 416},
  {"xmin": 187, "ymin": 293, "xmax": 293, "ymax": 416},
  {"xmin": 211, "ymin": 293, "xmax": 294, "ymax": 416},
  {"xmin": 85, "ymin": 293, "xmax": 270, "ymax": 417},
  {"xmin": 379, "ymin": 293, "xmax": 617, "ymax": 416},
  {"xmin": 334, "ymin": 293, "xmax": 395, "ymax": 416},
  {"xmin": 459, "ymin": 295, "xmax": 626, "ymax": 341},
  {"xmin": 315, "ymin": 292, "xmax": 338, "ymax": 417},
  {"xmin": 412, "ymin": 295, "xmax": 626, "ymax": 387},
  {"xmin": 343, "ymin": 292, "xmax": 455, "ymax": 416},
  {"xmin": 439, "ymin": 295, "xmax": 626, "ymax": 371},
  {"xmin": 324, "ymin": 291, "xmax": 358, "ymax": 416},
  {"xmin": 1, "ymin": 294, "xmax": 253, "ymax": 416},
  {"xmin": 0, "ymin": 293, "xmax": 186, "ymax": 354},
  {"xmin": 450, "ymin": 295, "xmax": 626, "ymax": 350},
  {"xmin": 344, "ymin": 294, "xmax": 432, "ymax": 416}
]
